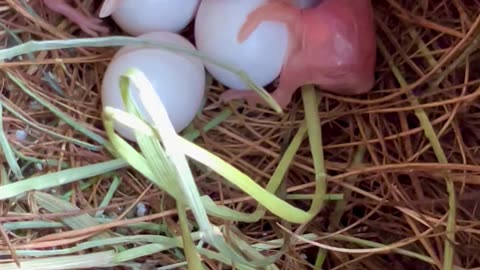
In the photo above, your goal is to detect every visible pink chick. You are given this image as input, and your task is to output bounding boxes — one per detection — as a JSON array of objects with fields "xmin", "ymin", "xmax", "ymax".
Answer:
[
  {"xmin": 43, "ymin": 0, "xmax": 109, "ymax": 36},
  {"xmin": 219, "ymin": 0, "xmax": 377, "ymax": 109}
]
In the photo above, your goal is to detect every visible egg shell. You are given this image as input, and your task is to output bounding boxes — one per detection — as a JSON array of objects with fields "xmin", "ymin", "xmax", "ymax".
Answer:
[
  {"xmin": 102, "ymin": 32, "xmax": 205, "ymax": 141},
  {"xmin": 114, "ymin": 31, "xmax": 204, "ymax": 71},
  {"xmin": 111, "ymin": 0, "xmax": 200, "ymax": 36},
  {"xmin": 194, "ymin": 0, "xmax": 289, "ymax": 90}
]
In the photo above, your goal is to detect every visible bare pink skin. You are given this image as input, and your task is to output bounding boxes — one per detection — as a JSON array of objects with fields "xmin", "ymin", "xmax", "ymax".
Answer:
[
  {"xmin": 220, "ymin": 0, "xmax": 377, "ymax": 109},
  {"xmin": 43, "ymin": 0, "xmax": 109, "ymax": 36}
]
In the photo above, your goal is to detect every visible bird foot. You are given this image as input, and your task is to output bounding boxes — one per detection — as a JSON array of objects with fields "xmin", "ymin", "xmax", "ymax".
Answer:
[{"xmin": 43, "ymin": 0, "xmax": 109, "ymax": 36}]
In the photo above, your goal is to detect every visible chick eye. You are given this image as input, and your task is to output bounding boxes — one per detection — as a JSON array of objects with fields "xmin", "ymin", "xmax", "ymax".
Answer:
[{"xmin": 295, "ymin": 0, "xmax": 324, "ymax": 9}]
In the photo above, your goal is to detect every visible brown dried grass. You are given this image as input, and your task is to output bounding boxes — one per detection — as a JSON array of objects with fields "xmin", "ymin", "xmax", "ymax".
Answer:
[{"xmin": 1, "ymin": 0, "xmax": 480, "ymax": 269}]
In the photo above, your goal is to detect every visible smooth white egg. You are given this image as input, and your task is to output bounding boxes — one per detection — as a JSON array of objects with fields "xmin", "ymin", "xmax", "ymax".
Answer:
[
  {"xmin": 106, "ymin": 0, "xmax": 200, "ymax": 36},
  {"xmin": 114, "ymin": 31, "xmax": 203, "ymax": 64},
  {"xmin": 101, "ymin": 31, "xmax": 205, "ymax": 141},
  {"xmin": 194, "ymin": 0, "xmax": 288, "ymax": 90}
]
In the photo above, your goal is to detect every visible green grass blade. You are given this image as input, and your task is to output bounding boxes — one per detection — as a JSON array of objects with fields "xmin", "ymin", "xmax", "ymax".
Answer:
[
  {"xmin": 0, "ymin": 250, "xmax": 118, "ymax": 270},
  {"xmin": 118, "ymin": 69, "xmax": 274, "ymax": 268},
  {"xmin": 0, "ymin": 102, "xmax": 23, "ymax": 180},
  {"xmin": 177, "ymin": 136, "xmax": 312, "ymax": 223},
  {"xmin": 96, "ymin": 175, "xmax": 121, "ymax": 217},
  {"xmin": 177, "ymin": 202, "xmax": 205, "ymax": 269},
  {"xmin": 0, "ymin": 97, "xmax": 97, "ymax": 151},
  {"xmin": 34, "ymin": 192, "xmax": 112, "ymax": 239},
  {"xmin": 0, "ymin": 159, "xmax": 127, "ymax": 200},
  {"xmin": 105, "ymin": 83, "xmax": 313, "ymax": 223},
  {"xmin": 5, "ymin": 71, "xmax": 108, "ymax": 148},
  {"xmin": 377, "ymin": 39, "xmax": 456, "ymax": 270},
  {"xmin": 0, "ymin": 36, "xmax": 282, "ymax": 113}
]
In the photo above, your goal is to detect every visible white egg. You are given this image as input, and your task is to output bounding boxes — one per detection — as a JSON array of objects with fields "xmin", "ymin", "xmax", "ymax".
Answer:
[
  {"xmin": 101, "ymin": 31, "xmax": 205, "ymax": 141},
  {"xmin": 194, "ymin": 0, "xmax": 289, "ymax": 90},
  {"xmin": 114, "ymin": 31, "xmax": 202, "ymax": 62},
  {"xmin": 105, "ymin": 0, "xmax": 200, "ymax": 36}
]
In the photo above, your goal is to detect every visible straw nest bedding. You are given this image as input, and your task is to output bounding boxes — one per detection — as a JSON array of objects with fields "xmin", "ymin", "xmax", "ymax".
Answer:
[{"xmin": 1, "ymin": 0, "xmax": 480, "ymax": 269}]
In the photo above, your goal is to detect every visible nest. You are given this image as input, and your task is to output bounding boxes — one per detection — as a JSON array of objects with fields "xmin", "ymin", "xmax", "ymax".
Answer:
[{"xmin": 0, "ymin": 0, "xmax": 479, "ymax": 269}]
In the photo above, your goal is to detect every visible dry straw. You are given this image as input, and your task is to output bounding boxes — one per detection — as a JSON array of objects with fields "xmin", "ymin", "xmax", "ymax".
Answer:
[{"xmin": 0, "ymin": 1, "xmax": 479, "ymax": 270}]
